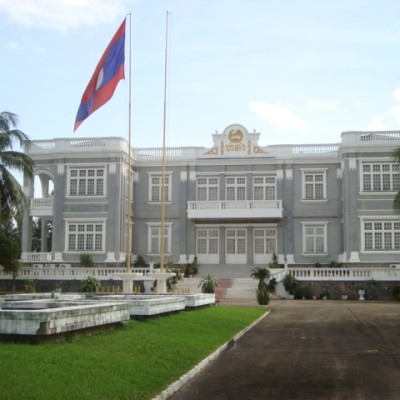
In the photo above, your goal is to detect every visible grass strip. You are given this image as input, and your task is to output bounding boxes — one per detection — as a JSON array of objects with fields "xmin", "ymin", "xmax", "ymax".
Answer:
[{"xmin": 0, "ymin": 305, "xmax": 266, "ymax": 400}]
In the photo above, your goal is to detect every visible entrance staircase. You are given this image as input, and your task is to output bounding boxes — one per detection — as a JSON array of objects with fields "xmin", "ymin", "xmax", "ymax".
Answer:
[
  {"xmin": 174, "ymin": 264, "xmax": 286, "ymax": 301},
  {"xmin": 175, "ymin": 277, "xmax": 263, "ymax": 301}
]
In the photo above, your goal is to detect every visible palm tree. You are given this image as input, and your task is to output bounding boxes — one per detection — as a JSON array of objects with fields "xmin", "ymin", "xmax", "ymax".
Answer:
[
  {"xmin": 0, "ymin": 111, "xmax": 34, "ymax": 224},
  {"xmin": 250, "ymin": 267, "xmax": 270, "ymax": 290}
]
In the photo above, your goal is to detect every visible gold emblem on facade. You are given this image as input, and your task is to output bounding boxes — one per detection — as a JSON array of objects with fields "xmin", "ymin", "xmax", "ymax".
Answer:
[{"xmin": 228, "ymin": 129, "xmax": 244, "ymax": 143}]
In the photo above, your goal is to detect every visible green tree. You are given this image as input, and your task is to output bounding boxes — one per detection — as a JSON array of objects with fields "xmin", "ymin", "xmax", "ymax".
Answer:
[
  {"xmin": 0, "ymin": 223, "xmax": 21, "ymax": 292},
  {"xmin": 0, "ymin": 111, "xmax": 34, "ymax": 224},
  {"xmin": 250, "ymin": 267, "xmax": 270, "ymax": 290}
]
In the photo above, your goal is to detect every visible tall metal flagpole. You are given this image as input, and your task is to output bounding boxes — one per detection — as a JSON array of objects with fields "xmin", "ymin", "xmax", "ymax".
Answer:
[
  {"xmin": 159, "ymin": 11, "xmax": 171, "ymax": 273},
  {"xmin": 126, "ymin": 12, "xmax": 132, "ymax": 272}
]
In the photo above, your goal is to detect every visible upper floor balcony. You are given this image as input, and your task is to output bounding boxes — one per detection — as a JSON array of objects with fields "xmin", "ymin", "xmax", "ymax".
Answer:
[
  {"xmin": 30, "ymin": 197, "xmax": 53, "ymax": 217},
  {"xmin": 187, "ymin": 200, "xmax": 283, "ymax": 220}
]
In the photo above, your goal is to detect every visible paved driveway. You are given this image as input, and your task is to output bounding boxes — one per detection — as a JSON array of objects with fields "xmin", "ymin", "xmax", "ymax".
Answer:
[{"xmin": 170, "ymin": 300, "xmax": 400, "ymax": 400}]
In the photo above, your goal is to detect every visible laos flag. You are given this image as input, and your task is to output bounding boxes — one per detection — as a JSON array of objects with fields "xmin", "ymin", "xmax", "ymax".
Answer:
[{"xmin": 74, "ymin": 19, "xmax": 126, "ymax": 132}]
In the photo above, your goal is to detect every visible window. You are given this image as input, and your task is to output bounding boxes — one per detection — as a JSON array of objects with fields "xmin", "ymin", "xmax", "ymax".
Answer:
[
  {"xmin": 226, "ymin": 177, "xmax": 246, "ymax": 201},
  {"xmin": 302, "ymin": 223, "xmax": 327, "ymax": 254},
  {"xmin": 302, "ymin": 170, "xmax": 326, "ymax": 200},
  {"xmin": 149, "ymin": 173, "xmax": 171, "ymax": 202},
  {"xmin": 196, "ymin": 177, "xmax": 219, "ymax": 201},
  {"xmin": 254, "ymin": 228, "xmax": 277, "ymax": 254},
  {"xmin": 68, "ymin": 167, "xmax": 105, "ymax": 196},
  {"xmin": 363, "ymin": 220, "xmax": 400, "ymax": 251},
  {"xmin": 361, "ymin": 163, "xmax": 400, "ymax": 192},
  {"xmin": 197, "ymin": 229, "xmax": 219, "ymax": 254},
  {"xmin": 253, "ymin": 176, "xmax": 276, "ymax": 200},
  {"xmin": 66, "ymin": 221, "xmax": 104, "ymax": 251},
  {"xmin": 226, "ymin": 229, "xmax": 246, "ymax": 254},
  {"xmin": 147, "ymin": 224, "xmax": 171, "ymax": 254}
]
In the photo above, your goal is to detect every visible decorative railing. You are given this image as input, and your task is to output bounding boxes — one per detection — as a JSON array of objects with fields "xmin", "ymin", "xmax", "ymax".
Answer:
[
  {"xmin": 291, "ymin": 144, "xmax": 339, "ymax": 155},
  {"xmin": 28, "ymin": 138, "xmax": 128, "ymax": 155},
  {"xmin": 30, "ymin": 197, "xmax": 53, "ymax": 208},
  {"xmin": 286, "ymin": 267, "xmax": 400, "ymax": 281},
  {"xmin": 135, "ymin": 147, "xmax": 184, "ymax": 157},
  {"xmin": 0, "ymin": 266, "xmax": 151, "ymax": 280},
  {"xmin": 188, "ymin": 200, "xmax": 282, "ymax": 211},
  {"xmin": 187, "ymin": 200, "xmax": 283, "ymax": 220},
  {"xmin": 341, "ymin": 131, "xmax": 400, "ymax": 145},
  {"xmin": 1, "ymin": 266, "xmax": 399, "ymax": 282},
  {"xmin": 22, "ymin": 253, "xmax": 53, "ymax": 262}
]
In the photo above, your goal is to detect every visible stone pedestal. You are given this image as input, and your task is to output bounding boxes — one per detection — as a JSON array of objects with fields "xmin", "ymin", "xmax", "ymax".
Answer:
[
  {"xmin": 113, "ymin": 273, "xmax": 157, "ymax": 294},
  {"xmin": 148, "ymin": 272, "xmax": 176, "ymax": 294}
]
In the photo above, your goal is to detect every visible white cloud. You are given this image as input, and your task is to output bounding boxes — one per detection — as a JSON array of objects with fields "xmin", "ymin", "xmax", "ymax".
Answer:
[
  {"xmin": 366, "ymin": 88, "xmax": 400, "ymax": 131},
  {"xmin": 306, "ymin": 99, "xmax": 337, "ymax": 113},
  {"xmin": 5, "ymin": 40, "xmax": 19, "ymax": 49},
  {"xmin": 249, "ymin": 101, "xmax": 309, "ymax": 134},
  {"xmin": 393, "ymin": 88, "xmax": 400, "ymax": 103},
  {"xmin": 0, "ymin": 0, "xmax": 133, "ymax": 31}
]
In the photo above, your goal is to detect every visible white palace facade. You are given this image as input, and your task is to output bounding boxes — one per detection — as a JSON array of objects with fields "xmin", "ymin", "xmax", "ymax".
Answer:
[{"xmin": 21, "ymin": 124, "xmax": 400, "ymax": 270}]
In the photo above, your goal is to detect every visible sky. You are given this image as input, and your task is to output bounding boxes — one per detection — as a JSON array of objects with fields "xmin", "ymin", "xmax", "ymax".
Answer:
[{"xmin": 2, "ymin": 0, "xmax": 400, "ymax": 149}]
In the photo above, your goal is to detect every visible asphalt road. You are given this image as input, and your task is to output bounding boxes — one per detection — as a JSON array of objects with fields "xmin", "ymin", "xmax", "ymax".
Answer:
[{"xmin": 170, "ymin": 300, "xmax": 400, "ymax": 400}]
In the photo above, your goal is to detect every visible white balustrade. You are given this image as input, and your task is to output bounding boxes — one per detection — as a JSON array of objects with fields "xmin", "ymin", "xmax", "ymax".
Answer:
[
  {"xmin": 0, "ymin": 266, "xmax": 151, "ymax": 280},
  {"xmin": 287, "ymin": 267, "xmax": 400, "ymax": 281},
  {"xmin": 30, "ymin": 198, "xmax": 53, "ymax": 208}
]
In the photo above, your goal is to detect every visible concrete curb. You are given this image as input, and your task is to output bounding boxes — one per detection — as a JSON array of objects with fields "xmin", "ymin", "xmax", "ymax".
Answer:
[{"xmin": 153, "ymin": 307, "xmax": 270, "ymax": 400}]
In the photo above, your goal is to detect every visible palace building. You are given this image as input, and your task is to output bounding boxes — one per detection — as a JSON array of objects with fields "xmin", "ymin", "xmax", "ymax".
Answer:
[{"xmin": 21, "ymin": 124, "xmax": 400, "ymax": 269}]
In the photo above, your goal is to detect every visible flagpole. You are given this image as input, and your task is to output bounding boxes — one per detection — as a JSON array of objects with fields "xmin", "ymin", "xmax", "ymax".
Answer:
[
  {"xmin": 126, "ymin": 12, "xmax": 132, "ymax": 272},
  {"xmin": 159, "ymin": 11, "xmax": 171, "ymax": 273}
]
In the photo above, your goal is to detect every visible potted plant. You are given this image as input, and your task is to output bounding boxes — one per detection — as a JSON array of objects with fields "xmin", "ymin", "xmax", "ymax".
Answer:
[
  {"xmin": 320, "ymin": 291, "xmax": 330, "ymax": 300},
  {"xmin": 250, "ymin": 267, "xmax": 271, "ymax": 305},
  {"xmin": 80, "ymin": 276, "xmax": 102, "ymax": 293},
  {"xmin": 198, "ymin": 274, "xmax": 219, "ymax": 293}
]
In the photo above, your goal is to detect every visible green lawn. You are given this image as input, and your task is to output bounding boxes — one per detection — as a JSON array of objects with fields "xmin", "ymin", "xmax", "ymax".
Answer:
[{"xmin": 0, "ymin": 306, "xmax": 267, "ymax": 400}]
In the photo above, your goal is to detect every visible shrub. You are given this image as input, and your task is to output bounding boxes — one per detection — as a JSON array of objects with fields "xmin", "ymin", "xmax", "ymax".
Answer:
[
  {"xmin": 167, "ymin": 265, "xmax": 183, "ymax": 290},
  {"xmin": 329, "ymin": 260, "xmax": 343, "ymax": 268},
  {"xmin": 393, "ymin": 285, "xmax": 400, "ymax": 301},
  {"xmin": 250, "ymin": 267, "xmax": 270, "ymax": 290},
  {"xmin": 320, "ymin": 291, "xmax": 330, "ymax": 299},
  {"xmin": 282, "ymin": 273, "xmax": 298, "ymax": 294},
  {"xmin": 80, "ymin": 276, "xmax": 101, "ymax": 292},
  {"xmin": 80, "ymin": 253, "xmax": 93, "ymax": 268},
  {"xmin": 24, "ymin": 279, "xmax": 36, "ymax": 293},
  {"xmin": 267, "ymin": 277, "xmax": 277, "ymax": 291},
  {"xmin": 135, "ymin": 255, "xmax": 147, "ymax": 268},
  {"xmin": 294, "ymin": 287, "xmax": 311, "ymax": 299},
  {"xmin": 198, "ymin": 274, "xmax": 219, "ymax": 293},
  {"xmin": 256, "ymin": 288, "xmax": 270, "ymax": 305},
  {"xmin": 184, "ymin": 257, "xmax": 198, "ymax": 277}
]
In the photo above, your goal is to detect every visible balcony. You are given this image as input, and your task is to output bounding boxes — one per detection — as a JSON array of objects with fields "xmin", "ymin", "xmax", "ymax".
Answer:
[
  {"xmin": 30, "ymin": 197, "xmax": 53, "ymax": 217},
  {"xmin": 187, "ymin": 200, "xmax": 283, "ymax": 220}
]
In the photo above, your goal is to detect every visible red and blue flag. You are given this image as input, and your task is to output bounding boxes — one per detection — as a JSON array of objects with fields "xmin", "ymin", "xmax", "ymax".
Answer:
[{"xmin": 74, "ymin": 19, "xmax": 126, "ymax": 132}]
